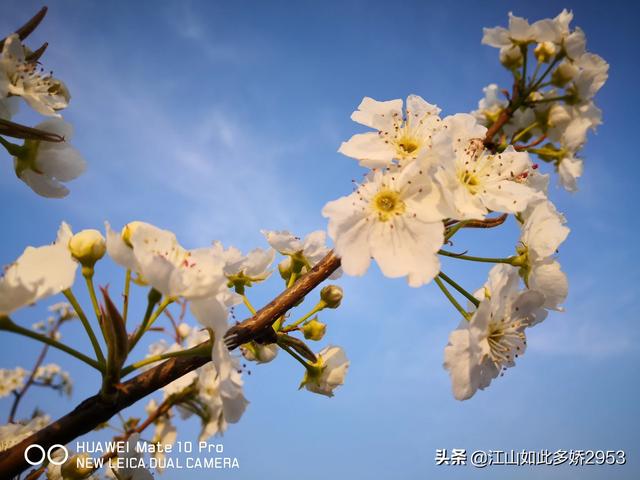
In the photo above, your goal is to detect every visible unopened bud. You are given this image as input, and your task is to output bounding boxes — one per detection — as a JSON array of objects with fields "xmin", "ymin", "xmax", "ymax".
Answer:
[
  {"xmin": 499, "ymin": 45, "xmax": 523, "ymax": 69},
  {"xmin": 303, "ymin": 318, "xmax": 326, "ymax": 341},
  {"xmin": 61, "ymin": 453, "xmax": 94, "ymax": 479},
  {"xmin": 68, "ymin": 229, "xmax": 106, "ymax": 274},
  {"xmin": 547, "ymin": 103, "xmax": 571, "ymax": 128},
  {"xmin": 242, "ymin": 342, "xmax": 278, "ymax": 363},
  {"xmin": 320, "ymin": 285, "xmax": 343, "ymax": 309},
  {"xmin": 278, "ymin": 258, "xmax": 292, "ymax": 281},
  {"xmin": 534, "ymin": 41, "xmax": 557, "ymax": 63},
  {"xmin": 551, "ymin": 61, "xmax": 578, "ymax": 87},
  {"xmin": 177, "ymin": 322, "xmax": 191, "ymax": 338}
]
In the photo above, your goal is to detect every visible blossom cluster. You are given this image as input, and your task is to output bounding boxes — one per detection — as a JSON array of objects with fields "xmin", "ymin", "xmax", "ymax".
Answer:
[
  {"xmin": 0, "ymin": 30, "xmax": 86, "ymax": 197},
  {"xmin": 474, "ymin": 9, "xmax": 608, "ymax": 191},
  {"xmin": 323, "ymin": 10, "xmax": 605, "ymax": 399}
]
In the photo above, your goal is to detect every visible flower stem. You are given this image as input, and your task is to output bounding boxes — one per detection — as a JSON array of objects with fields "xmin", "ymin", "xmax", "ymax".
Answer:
[
  {"xmin": 278, "ymin": 343, "xmax": 312, "ymax": 370},
  {"xmin": 511, "ymin": 121, "xmax": 539, "ymax": 144},
  {"xmin": 0, "ymin": 316, "xmax": 102, "ymax": 370},
  {"xmin": 438, "ymin": 272, "xmax": 480, "ymax": 307},
  {"xmin": 122, "ymin": 269, "xmax": 131, "ymax": 324},
  {"xmin": 120, "ymin": 342, "xmax": 211, "ymax": 377},
  {"xmin": 129, "ymin": 297, "xmax": 174, "ymax": 352},
  {"xmin": 434, "ymin": 277, "xmax": 470, "ymax": 321},
  {"xmin": 242, "ymin": 294, "xmax": 257, "ymax": 315},
  {"xmin": 63, "ymin": 289, "xmax": 106, "ymax": 365},
  {"xmin": 282, "ymin": 301, "xmax": 326, "ymax": 332},
  {"xmin": 439, "ymin": 249, "xmax": 516, "ymax": 264}
]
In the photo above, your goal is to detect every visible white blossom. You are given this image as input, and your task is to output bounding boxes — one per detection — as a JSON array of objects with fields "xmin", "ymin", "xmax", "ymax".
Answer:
[
  {"xmin": 0, "ymin": 223, "xmax": 77, "ymax": 315},
  {"xmin": 144, "ymin": 399, "xmax": 177, "ymax": 472},
  {"xmin": 197, "ymin": 363, "xmax": 248, "ymax": 441},
  {"xmin": 110, "ymin": 434, "xmax": 153, "ymax": 480},
  {"xmin": 213, "ymin": 241, "xmax": 274, "ymax": 282},
  {"xmin": 322, "ymin": 163, "xmax": 444, "ymax": 287},
  {"xmin": 0, "ymin": 415, "xmax": 50, "ymax": 452},
  {"xmin": 482, "ymin": 12, "xmax": 557, "ymax": 48},
  {"xmin": 241, "ymin": 342, "xmax": 278, "ymax": 364},
  {"xmin": 434, "ymin": 114, "xmax": 543, "ymax": 219},
  {"xmin": 518, "ymin": 200, "xmax": 570, "ymax": 311},
  {"xmin": 557, "ymin": 154, "xmax": 583, "ymax": 192},
  {"xmin": 14, "ymin": 118, "xmax": 86, "ymax": 198},
  {"xmin": 262, "ymin": 229, "xmax": 340, "ymax": 279},
  {"xmin": 471, "ymin": 84, "xmax": 507, "ymax": 127},
  {"xmin": 443, "ymin": 265, "xmax": 545, "ymax": 400},
  {"xmin": 338, "ymin": 95, "xmax": 448, "ymax": 169},
  {"xmin": 300, "ymin": 346, "xmax": 349, "ymax": 397},
  {"xmin": 0, "ymin": 367, "xmax": 27, "ymax": 397},
  {"xmin": 0, "ymin": 34, "xmax": 69, "ymax": 116}
]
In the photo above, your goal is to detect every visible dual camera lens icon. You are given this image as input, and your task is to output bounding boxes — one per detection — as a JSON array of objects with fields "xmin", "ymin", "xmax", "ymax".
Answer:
[{"xmin": 24, "ymin": 444, "xmax": 69, "ymax": 466}]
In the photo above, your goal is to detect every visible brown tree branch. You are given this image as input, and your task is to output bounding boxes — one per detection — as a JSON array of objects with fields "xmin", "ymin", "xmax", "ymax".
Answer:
[{"xmin": 0, "ymin": 251, "xmax": 342, "ymax": 478}]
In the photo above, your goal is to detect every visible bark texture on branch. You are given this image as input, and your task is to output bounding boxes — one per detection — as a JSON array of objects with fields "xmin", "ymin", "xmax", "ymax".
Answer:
[{"xmin": 0, "ymin": 251, "xmax": 342, "ymax": 478}]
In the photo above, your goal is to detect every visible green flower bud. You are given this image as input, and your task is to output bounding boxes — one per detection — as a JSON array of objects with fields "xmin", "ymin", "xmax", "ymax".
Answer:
[
  {"xmin": 320, "ymin": 285, "xmax": 343, "ymax": 309},
  {"xmin": 68, "ymin": 229, "xmax": 106, "ymax": 275},
  {"xmin": 303, "ymin": 318, "xmax": 326, "ymax": 341}
]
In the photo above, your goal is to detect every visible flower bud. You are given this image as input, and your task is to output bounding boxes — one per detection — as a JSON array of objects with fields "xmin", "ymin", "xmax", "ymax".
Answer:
[
  {"xmin": 278, "ymin": 259, "xmax": 292, "ymax": 281},
  {"xmin": 177, "ymin": 322, "xmax": 191, "ymax": 339},
  {"xmin": 68, "ymin": 229, "xmax": 106, "ymax": 274},
  {"xmin": 551, "ymin": 61, "xmax": 578, "ymax": 87},
  {"xmin": 534, "ymin": 41, "xmax": 557, "ymax": 63},
  {"xmin": 499, "ymin": 45, "xmax": 523, "ymax": 69},
  {"xmin": 60, "ymin": 453, "xmax": 94, "ymax": 479},
  {"xmin": 320, "ymin": 285, "xmax": 343, "ymax": 309},
  {"xmin": 303, "ymin": 318, "xmax": 326, "ymax": 341},
  {"xmin": 547, "ymin": 103, "xmax": 571, "ymax": 128},
  {"xmin": 241, "ymin": 341, "xmax": 278, "ymax": 363}
]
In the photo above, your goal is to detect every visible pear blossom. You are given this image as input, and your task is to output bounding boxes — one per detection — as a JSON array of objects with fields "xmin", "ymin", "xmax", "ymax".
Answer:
[
  {"xmin": 213, "ymin": 241, "xmax": 274, "ymax": 286},
  {"xmin": 338, "ymin": 95, "xmax": 448, "ymax": 168},
  {"xmin": 0, "ymin": 222, "xmax": 77, "ymax": 316},
  {"xmin": 443, "ymin": 265, "xmax": 546, "ymax": 400},
  {"xmin": 322, "ymin": 163, "xmax": 444, "ymax": 287},
  {"xmin": 262, "ymin": 229, "xmax": 340, "ymax": 279},
  {"xmin": 0, "ymin": 367, "xmax": 27, "ymax": 397},
  {"xmin": 300, "ymin": 346, "xmax": 349, "ymax": 397},
  {"xmin": 546, "ymin": 102, "xmax": 602, "ymax": 152},
  {"xmin": 434, "ymin": 114, "xmax": 543, "ymax": 220},
  {"xmin": 110, "ymin": 434, "xmax": 153, "ymax": 480},
  {"xmin": 482, "ymin": 12, "xmax": 558, "ymax": 48},
  {"xmin": 241, "ymin": 342, "xmax": 278, "ymax": 364},
  {"xmin": 191, "ymin": 294, "xmax": 241, "ymax": 380},
  {"xmin": 471, "ymin": 84, "xmax": 507, "ymax": 127},
  {"xmin": 568, "ymin": 53, "xmax": 609, "ymax": 103},
  {"xmin": 0, "ymin": 34, "xmax": 70, "ymax": 116},
  {"xmin": 34, "ymin": 363, "xmax": 73, "ymax": 397},
  {"xmin": 14, "ymin": 118, "xmax": 86, "ymax": 198},
  {"xmin": 557, "ymin": 154, "xmax": 583, "ymax": 192},
  {"xmin": 145, "ymin": 399, "xmax": 177, "ymax": 472},
  {"xmin": 0, "ymin": 415, "xmax": 50, "ymax": 452},
  {"xmin": 518, "ymin": 200, "xmax": 570, "ymax": 311},
  {"xmin": 197, "ymin": 363, "xmax": 248, "ymax": 441},
  {"xmin": 107, "ymin": 221, "xmax": 229, "ymax": 300}
]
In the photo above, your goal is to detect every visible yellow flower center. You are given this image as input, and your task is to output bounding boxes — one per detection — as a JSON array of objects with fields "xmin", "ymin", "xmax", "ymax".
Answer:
[
  {"xmin": 372, "ymin": 189, "xmax": 406, "ymax": 221},
  {"xmin": 396, "ymin": 135, "xmax": 420, "ymax": 157}
]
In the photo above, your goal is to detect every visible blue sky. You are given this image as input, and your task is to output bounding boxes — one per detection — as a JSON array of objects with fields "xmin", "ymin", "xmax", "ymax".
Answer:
[{"xmin": 1, "ymin": 1, "xmax": 639, "ymax": 479}]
